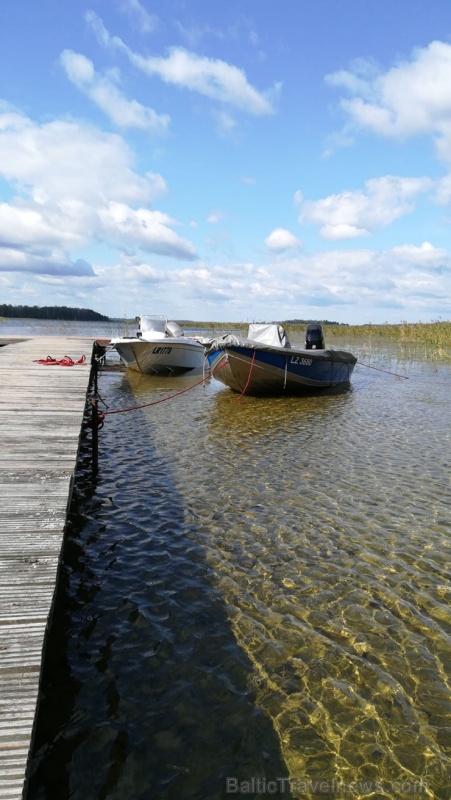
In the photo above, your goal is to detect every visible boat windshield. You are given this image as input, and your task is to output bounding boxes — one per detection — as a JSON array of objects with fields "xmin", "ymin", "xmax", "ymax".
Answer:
[{"xmin": 139, "ymin": 315, "xmax": 167, "ymax": 335}]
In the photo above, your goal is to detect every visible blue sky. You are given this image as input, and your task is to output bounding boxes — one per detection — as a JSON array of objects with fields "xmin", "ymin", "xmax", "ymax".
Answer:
[{"xmin": 1, "ymin": 0, "xmax": 451, "ymax": 323}]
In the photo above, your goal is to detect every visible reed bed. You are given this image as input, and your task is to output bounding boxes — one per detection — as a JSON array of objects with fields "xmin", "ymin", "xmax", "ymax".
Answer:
[
  {"xmin": 184, "ymin": 318, "xmax": 450, "ymax": 342},
  {"xmin": 318, "ymin": 320, "xmax": 451, "ymax": 359},
  {"xmin": 323, "ymin": 320, "xmax": 451, "ymax": 345},
  {"xmin": 182, "ymin": 319, "xmax": 451, "ymax": 359}
]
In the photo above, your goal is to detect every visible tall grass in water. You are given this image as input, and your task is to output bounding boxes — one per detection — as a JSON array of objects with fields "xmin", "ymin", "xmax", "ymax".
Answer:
[
  {"xmin": 319, "ymin": 321, "xmax": 451, "ymax": 359},
  {"xmin": 180, "ymin": 319, "xmax": 451, "ymax": 358}
]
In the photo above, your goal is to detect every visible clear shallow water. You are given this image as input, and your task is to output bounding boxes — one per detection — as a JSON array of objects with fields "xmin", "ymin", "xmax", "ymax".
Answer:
[{"xmin": 10, "ymin": 321, "xmax": 451, "ymax": 799}]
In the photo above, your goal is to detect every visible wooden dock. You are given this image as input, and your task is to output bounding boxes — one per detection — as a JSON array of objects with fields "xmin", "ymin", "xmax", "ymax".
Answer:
[{"xmin": 0, "ymin": 336, "xmax": 95, "ymax": 800}]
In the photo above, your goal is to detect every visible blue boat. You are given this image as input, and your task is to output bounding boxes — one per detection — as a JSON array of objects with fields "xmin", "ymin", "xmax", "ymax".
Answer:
[{"xmin": 204, "ymin": 323, "xmax": 357, "ymax": 396}]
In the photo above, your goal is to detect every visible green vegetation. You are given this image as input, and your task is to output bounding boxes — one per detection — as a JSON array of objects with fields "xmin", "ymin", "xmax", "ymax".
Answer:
[
  {"xmin": 0, "ymin": 304, "xmax": 109, "ymax": 321},
  {"xmin": 180, "ymin": 318, "xmax": 451, "ymax": 344},
  {"xmin": 177, "ymin": 319, "xmax": 345, "ymax": 329},
  {"xmin": 323, "ymin": 320, "xmax": 451, "ymax": 347},
  {"xmin": 285, "ymin": 320, "xmax": 451, "ymax": 358},
  {"xmin": 179, "ymin": 318, "xmax": 451, "ymax": 357},
  {"xmin": 177, "ymin": 320, "xmax": 246, "ymax": 330}
]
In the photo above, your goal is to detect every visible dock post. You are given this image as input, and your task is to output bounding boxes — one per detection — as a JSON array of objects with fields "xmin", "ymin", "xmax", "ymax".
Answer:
[
  {"xmin": 91, "ymin": 344, "xmax": 100, "ymax": 474},
  {"xmin": 91, "ymin": 395, "xmax": 99, "ymax": 474}
]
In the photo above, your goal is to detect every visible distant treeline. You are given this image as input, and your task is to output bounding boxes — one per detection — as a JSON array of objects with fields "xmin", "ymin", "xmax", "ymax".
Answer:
[
  {"xmin": 283, "ymin": 319, "xmax": 348, "ymax": 326},
  {"xmin": 0, "ymin": 304, "xmax": 109, "ymax": 321},
  {"xmin": 177, "ymin": 319, "xmax": 348, "ymax": 329}
]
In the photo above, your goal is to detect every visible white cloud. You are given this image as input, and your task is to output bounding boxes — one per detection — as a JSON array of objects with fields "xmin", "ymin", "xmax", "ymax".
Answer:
[
  {"xmin": 0, "ymin": 107, "xmax": 197, "ymax": 275},
  {"xmin": 143, "ymin": 172, "xmax": 168, "ymax": 200},
  {"xmin": 249, "ymin": 280, "xmax": 287, "ymax": 299},
  {"xmin": 119, "ymin": 0, "xmax": 159, "ymax": 33},
  {"xmin": 122, "ymin": 262, "xmax": 162, "ymax": 283},
  {"xmin": 3, "ymin": 239, "xmax": 450, "ymax": 321},
  {"xmin": 207, "ymin": 211, "xmax": 225, "ymax": 224},
  {"xmin": 0, "ymin": 109, "xmax": 153, "ymax": 205},
  {"xmin": 296, "ymin": 175, "xmax": 432, "ymax": 239},
  {"xmin": 0, "ymin": 245, "xmax": 95, "ymax": 276},
  {"xmin": 244, "ymin": 242, "xmax": 451, "ymax": 315},
  {"xmin": 36, "ymin": 272, "xmax": 101, "ymax": 286},
  {"xmin": 326, "ymin": 40, "xmax": 451, "ymax": 161},
  {"xmin": 434, "ymin": 172, "xmax": 451, "ymax": 206},
  {"xmin": 98, "ymin": 202, "xmax": 197, "ymax": 259},
  {"xmin": 174, "ymin": 21, "xmax": 225, "ymax": 49},
  {"xmin": 265, "ymin": 228, "xmax": 301, "ymax": 251},
  {"xmin": 168, "ymin": 264, "xmax": 250, "ymax": 302},
  {"xmin": 0, "ymin": 202, "xmax": 80, "ymax": 249},
  {"xmin": 86, "ymin": 12, "xmax": 279, "ymax": 115},
  {"xmin": 390, "ymin": 240, "xmax": 450, "ymax": 267},
  {"xmin": 60, "ymin": 50, "xmax": 170, "ymax": 134},
  {"xmin": 213, "ymin": 109, "xmax": 238, "ymax": 137}
]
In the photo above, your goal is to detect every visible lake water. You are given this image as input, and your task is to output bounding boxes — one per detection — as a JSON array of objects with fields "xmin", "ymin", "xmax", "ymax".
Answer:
[{"xmin": 4, "ymin": 320, "xmax": 450, "ymax": 799}]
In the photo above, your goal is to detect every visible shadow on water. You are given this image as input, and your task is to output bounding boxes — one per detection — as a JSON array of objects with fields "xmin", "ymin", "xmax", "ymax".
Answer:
[
  {"xmin": 25, "ymin": 373, "xmax": 292, "ymax": 800},
  {"xmin": 122, "ymin": 362, "xmax": 451, "ymax": 798}
]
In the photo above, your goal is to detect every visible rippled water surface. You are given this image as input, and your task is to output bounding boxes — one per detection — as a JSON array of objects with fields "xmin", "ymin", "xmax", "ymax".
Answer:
[{"xmin": 18, "ymin": 323, "xmax": 451, "ymax": 799}]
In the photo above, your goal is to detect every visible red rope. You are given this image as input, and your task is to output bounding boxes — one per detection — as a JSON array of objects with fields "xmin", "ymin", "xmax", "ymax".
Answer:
[
  {"xmin": 33, "ymin": 355, "xmax": 86, "ymax": 366},
  {"xmin": 236, "ymin": 350, "xmax": 256, "ymax": 400},
  {"xmin": 103, "ymin": 360, "xmax": 226, "ymax": 416},
  {"xmin": 85, "ymin": 412, "xmax": 106, "ymax": 430}
]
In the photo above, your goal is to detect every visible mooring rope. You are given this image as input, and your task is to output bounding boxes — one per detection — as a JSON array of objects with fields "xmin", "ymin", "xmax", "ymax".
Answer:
[
  {"xmin": 94, "ymin": 353, "xmax": 408, "ymax": 422},
  {"xmin": 356, "ymin": 360, "xmax": 409, "ymax": 379},
  {"xmin": 101, "ymin": 360, "xmax": 226, "ymax": 417},
  {"xmin": 236, "ymin": 350, "xmax": 256, "ymax": 400}
]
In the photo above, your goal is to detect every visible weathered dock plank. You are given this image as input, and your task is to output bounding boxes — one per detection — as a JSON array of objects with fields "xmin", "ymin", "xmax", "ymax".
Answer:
[{"xmin": 0, "ymin": 335, "xmax": 94, "ymax": 800}]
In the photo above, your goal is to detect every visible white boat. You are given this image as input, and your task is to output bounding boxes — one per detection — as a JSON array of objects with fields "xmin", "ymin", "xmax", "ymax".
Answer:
[{"xmin": 110, "ymin": 315, "xmax": 205, "ymax": 375}]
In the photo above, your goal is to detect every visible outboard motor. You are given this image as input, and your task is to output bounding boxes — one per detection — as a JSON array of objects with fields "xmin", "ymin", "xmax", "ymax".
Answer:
[
  {"xmin": 305, "ymin": 323, "xmax": 325, "ymax": 350},
  {"xmin": 165, "ymin": 320, "xmax": 185, "ymax": 338}
]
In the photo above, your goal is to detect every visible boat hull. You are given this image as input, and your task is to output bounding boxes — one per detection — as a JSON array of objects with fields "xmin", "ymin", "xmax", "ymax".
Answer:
[
  {"xmin": 207, "ymin": 345, "xmax": 356, "ymax": 396},
  {"xmin": 111, "ymin": 338, "xmax": 205, "ymax": 375}
]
